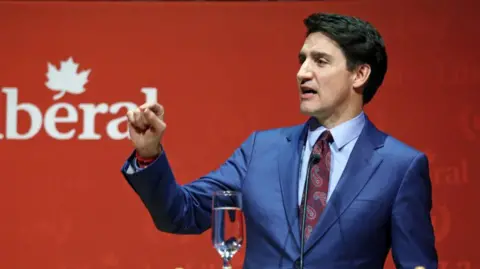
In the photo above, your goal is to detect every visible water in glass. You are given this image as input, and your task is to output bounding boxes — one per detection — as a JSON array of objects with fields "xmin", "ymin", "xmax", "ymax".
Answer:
[{"xmin": 212, "ymin": 191, "xmax": 244, "ymax": 269}]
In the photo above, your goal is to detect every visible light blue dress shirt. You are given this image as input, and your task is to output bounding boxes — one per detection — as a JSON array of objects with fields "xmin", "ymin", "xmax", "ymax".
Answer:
[{"xmin": 298, "ymin": 111, "xmax": 366, "ymax": 205}]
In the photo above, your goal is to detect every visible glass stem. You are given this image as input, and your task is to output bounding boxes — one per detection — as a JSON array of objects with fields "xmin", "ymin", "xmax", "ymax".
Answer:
[{"xmin": 222, "ymin": 258, "xmax": 232, "ymax": 269}]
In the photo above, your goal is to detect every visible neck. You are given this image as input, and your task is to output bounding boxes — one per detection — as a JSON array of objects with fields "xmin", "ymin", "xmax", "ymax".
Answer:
[{"xmin": 314, "ymin": 106, "xmax": 363, "ymax": 129}]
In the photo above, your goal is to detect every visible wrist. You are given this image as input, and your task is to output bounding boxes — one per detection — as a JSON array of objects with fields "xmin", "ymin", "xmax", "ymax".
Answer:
[
  {"xmin": 136, "ymin": 144, "xmax": 163, "ymax": 158},
  {"xmin": 135, "ymin": 145, "xmax": 162, "ymax": 168},
  {"xmin": 135, "ymin": 152, "xmax": 157, "ymax": 168}
]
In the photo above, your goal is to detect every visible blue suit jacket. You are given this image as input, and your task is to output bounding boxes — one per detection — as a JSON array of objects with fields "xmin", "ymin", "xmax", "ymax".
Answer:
[{"xmin": 121, "ymin": 116, "xmax": 438, "ymax": 269}]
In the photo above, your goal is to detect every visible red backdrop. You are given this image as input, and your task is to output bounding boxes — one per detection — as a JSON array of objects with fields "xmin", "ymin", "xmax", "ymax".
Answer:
[{"xmin": 0, "ymin": 0, "xmax": 478, "ymax": 268}]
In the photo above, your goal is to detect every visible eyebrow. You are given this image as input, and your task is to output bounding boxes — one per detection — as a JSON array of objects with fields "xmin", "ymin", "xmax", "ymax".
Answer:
[{"xmin": 298, "ymin": 51, "xmax": 333, "ymax": 61}]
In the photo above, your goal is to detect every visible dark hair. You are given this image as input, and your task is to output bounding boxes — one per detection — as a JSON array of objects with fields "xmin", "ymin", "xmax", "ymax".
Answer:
[{"xmin": 304, "ymin": 13, "xmax": 388, "ymax": 104}]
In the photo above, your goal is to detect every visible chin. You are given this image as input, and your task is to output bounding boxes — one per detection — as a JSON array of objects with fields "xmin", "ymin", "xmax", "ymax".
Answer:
[
  {"xmin": 300, "ymin": 102, "xmax": 320, "ymax": 115},
  {"xmin": 300, "ymin": 104, "xmax": 331, "ymax": 121}
]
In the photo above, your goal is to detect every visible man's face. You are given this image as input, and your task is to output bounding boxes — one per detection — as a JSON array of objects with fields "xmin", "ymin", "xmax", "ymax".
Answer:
[{"xmin": 297, "ymin": 32, "xmax": 356, "ymax": 120}]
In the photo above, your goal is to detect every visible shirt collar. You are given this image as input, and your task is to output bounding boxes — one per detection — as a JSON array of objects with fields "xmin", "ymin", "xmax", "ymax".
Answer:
[{"xmin": 307, "ymin": 111, "xmax": 366, "ymax": 150}]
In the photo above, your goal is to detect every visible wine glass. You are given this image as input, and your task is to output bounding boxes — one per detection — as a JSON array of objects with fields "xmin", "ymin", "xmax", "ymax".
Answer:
[{"xmin": 212, "ymin": 191, "xmax": 245, "ymax": 269}]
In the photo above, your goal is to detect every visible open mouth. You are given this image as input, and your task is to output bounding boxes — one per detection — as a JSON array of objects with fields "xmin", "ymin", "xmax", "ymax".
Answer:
[{"xmin": 301, "ymin": 86, "xmax": 318, "ymax": 95}]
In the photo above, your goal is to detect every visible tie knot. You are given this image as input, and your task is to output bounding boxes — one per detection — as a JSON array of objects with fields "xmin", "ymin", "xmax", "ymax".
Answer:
[{"xmin": 319, "ymin": 130, "xmax": 333, "ymax": 143}]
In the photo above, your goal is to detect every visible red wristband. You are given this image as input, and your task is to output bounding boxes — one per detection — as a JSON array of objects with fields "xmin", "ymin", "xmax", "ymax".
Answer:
[{"xmin": 136, "ymin": 152, "xmax": 158, "ymax": 168}]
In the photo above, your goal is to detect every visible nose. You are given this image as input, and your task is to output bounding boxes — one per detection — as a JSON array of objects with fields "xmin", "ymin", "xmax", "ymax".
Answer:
[{"xmin": 297, "ymin": 61, "xmax": 313, "ymax": 82}]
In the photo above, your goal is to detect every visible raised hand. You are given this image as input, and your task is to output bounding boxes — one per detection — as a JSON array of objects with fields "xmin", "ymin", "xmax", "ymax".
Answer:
[{"xmin": 126, "ymin": 103, "xmax": 166, "ymax": 158}]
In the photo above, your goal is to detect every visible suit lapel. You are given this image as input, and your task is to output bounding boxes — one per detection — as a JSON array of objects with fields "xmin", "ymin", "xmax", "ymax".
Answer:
[
  {"xmin": 304, "ymin": 118, "xmax": 386, "ymax": 253},
  {"xmin": 277, "ymin": 123, "xmax": 308, "ymax": 251}
]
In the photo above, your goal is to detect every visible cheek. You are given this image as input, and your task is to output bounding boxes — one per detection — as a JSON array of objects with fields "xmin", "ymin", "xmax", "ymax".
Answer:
[{"xmin": 316, "ymin": 72, "xmax": 351, "ymax": 98}]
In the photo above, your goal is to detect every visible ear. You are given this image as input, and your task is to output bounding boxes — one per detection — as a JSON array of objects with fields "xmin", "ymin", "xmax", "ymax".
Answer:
[{"xmin": 352, "ymin": 64, "xmax": 371, "ymax": 90}]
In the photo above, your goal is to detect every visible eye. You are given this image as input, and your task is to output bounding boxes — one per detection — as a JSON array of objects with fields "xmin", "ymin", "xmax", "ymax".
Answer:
[
  {"xmin": 315, "ymin": 57, "xmax": 328, "ymax": 65},
  {"xmin": 298, "ymin": 55, "xmax": 306, "ymax": 64}
]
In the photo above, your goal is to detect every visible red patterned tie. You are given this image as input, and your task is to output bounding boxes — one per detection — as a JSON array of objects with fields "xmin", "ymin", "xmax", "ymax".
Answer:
[{"xmin": 300, "ymin": 130, "xmax": 333, "ymax": 240}]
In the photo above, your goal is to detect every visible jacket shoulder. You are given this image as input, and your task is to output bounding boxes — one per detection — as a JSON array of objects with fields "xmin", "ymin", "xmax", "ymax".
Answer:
[
  {"xmin": 243, "ymin": 123, "xmax": 305, "ymax": 150},
  {"xmin": 253, "ymin": 123, "xmax": 304, "ymax": 137},
  {"xmin": 380, "ymin": 132, "xmax": 427, "ymax": 162}
]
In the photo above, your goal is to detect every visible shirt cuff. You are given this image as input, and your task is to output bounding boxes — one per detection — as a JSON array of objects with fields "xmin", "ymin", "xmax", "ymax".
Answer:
[
  {"xmin": 132, "ymin": 157, "xmax": 144, "ymax": 171},
  {"xmin": 124, "ymin": 157, "xmax": 144, "ymax": 175}
]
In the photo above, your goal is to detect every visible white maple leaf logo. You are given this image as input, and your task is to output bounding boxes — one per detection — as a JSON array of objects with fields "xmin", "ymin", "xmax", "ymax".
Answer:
[{"xmin": 45, "ymin": 57, "xmax": 91, "ymax": 100}]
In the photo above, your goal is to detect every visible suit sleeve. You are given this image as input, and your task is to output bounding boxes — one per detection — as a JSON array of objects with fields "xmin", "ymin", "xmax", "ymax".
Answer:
[
  {"xmin": 391, "ymin": 153, "xmax": 438, "ymax": 269},
  {"xmin": 120, "ymin": 132, "xmax": 257, "ymax": 235}
]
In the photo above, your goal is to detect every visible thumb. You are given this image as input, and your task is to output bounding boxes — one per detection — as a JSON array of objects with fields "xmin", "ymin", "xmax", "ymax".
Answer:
[{"xmin": 144, "ymin": 108, "xmax": 166, "ymax": 134}]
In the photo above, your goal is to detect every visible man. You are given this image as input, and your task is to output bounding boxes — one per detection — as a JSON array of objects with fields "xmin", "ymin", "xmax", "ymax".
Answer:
[{"xmin": 121, "ymin": 13, "xmax": 438, "ymax": 269}]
